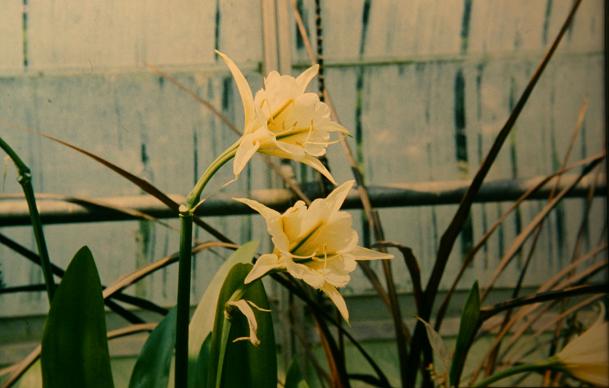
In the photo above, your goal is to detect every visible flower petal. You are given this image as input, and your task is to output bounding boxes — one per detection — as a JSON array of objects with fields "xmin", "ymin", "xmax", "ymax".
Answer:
[
  {"xmin": 233, "ymin": 133, "xmax": 260, "ymax": 176},
  {"xmin": 216, "ymin": 51, "xmax": 255, "ymax": 125},
  {"xmin": 301, "ymin": 155, "xmax": 337, "ymax": 184},
  {"xmin": 273, "ymin": 140, "xmax": 306, "ymax": 158},
  {"xmin": 227, "ymin": 299, "xmax": 261, "ymax": 346},
  {"xmin": 285, "ymin": 259, "xmax": 325, "ymax": 289},
  {"xmin": 233, "ymin": 197, "xmax": 280, "ymax": 220},
  {"xmin": 296, "ymin": 214, "xmax": 356, "ymax": 256},
  {"xmin": 349, "ymin": 246, "xmax": 394, "ymax": 260},
  {"xmin": 321, "ymin": 283, "xmax": 349, "ymax": 322},
  {"xmin": 233, "ymin": 197, "xmax": 290, "ymax": 252},
  {"xmin": 324, "ymin": 180, "xmax": 355, "ymax": 214},
  {"xmin": 295, "ymin": 64, "xmax": 319, "ymax": 92},
  {"xmin": 244, "ymin": 253, "xmax": 282, "ymax": 284},
  {"xmin": 556, "ymin": 319, "xmax": 609, "ymax": 386}
]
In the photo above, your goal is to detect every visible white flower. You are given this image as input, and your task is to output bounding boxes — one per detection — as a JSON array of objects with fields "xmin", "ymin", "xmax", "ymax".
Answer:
[
  {"xmin": 234, "ymin": 180, "xmax": 392, "ymax": 321},
  {"xmin": 217, "ymin": 51, "xmax": 348, "ymax": 184},
  {"xmin": 225, "ymin": 299, "xmax": 271, "ymax": 347},
  {"xmin": 555, "ymin": 316, "xmax": 608, "ymax": 386}
]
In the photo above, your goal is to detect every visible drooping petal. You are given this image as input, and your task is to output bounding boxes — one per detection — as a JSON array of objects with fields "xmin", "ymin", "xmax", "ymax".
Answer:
[
  {"xmin": 295, "ymin": 64, "xmax": 319, "ymax": 92},
  {"xmin": 300, "ymin": 155, "xmax": 337, "ymax": 184},
  {"xmin": 244, "ymin": 253, "xmax": 282, "ymax": 284},
  {"xmin": 321, "ymin": 283, "xmax": 349, "ymax": 322},
  {"xmin": 349, "ymin": 246, "xmax": 394, "ymax": 260},
  {"xmin": 216, "ymin": 51, "xmax": 255, "ymax": 125},
  {"xmin": 226, "ymin": 299, "xmax": 261, "ymax": 346}
]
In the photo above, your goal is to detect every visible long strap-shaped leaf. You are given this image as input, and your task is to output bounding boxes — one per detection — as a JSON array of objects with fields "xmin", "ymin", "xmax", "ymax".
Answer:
[
  {"xmin": 39, "ymin": 132, "xmax": 231, "ymax": 242},
  {"xmin": 41, "ymin": 246, "xmax": 114, "ymax": 388}
]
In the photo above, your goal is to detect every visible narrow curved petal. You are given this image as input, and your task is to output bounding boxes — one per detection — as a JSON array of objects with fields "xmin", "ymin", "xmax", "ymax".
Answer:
[
  {"xmin": 234, "ymin": 197, "xmax": 281, "ymax": 220},
  {"xmin": 216, "ymin": 50, "xmax": 255, "ymax": 124},
  {"xmin": 233, "ymin": 197, "xmax": 289, "ymax": 251},
  {"xmin": 244, "ymin": 253, "xmax": 282, "ymax": 284},
  {"xmin": 324, "ymin": 120, "xmax": 350, "ymax": 134},
  {"xmin": 233, "ymin": 134, "xmax": 260, "ymax": 176},
  {"xmin": 324, "ymin": 180, "xmax": 355, "ymax": 214},
  {"xmin": 295, "ymin": 64, "xmax": 319, "ymax": 92},
  {"xmin": 349, "ymin": 246, "xmax": 394, "ymax": 260},
  {"xmin": 227, "ymin": 299, "xmax": 261, "ymax": 346},
  {"xmin": 321, "ymin": 283, "xmax": 349, "ymax": 322},
  {"xmin": 301, "ymin": 155, "xmax": 337, "ymax": 185}
]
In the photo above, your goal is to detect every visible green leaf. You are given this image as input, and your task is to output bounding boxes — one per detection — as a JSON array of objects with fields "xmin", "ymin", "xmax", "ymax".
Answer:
[
  {"xmin": 450, "ymin": 281, "xmax": 481, "ymax": 386},
  {"xmin": 207, "ymin": 263, "xmax": 277, "ymax": 388},
  {"xmin": 41, "ymin": 246, "xmax": 114, "ymax": 388},
  {"xmin": 128, "ymin": 307, "xmax": 177, "ymax": 388},
  {"xmin": 188, "ymin": 240, "xmax": 259, "ymax": 382},
  {"xmin": 285, "ymin": 359, "xmax": 310, "ymax": 388},
  {"xmin": 192, "ymin": 333, "xmax": 213, "ymax": 388}
]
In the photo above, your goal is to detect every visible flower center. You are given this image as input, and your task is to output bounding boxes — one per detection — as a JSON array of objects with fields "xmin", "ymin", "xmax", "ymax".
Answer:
[
  {"xmin": 266, "ymin": 98, "xmax": 294, "ymax": 130},
  {"xmin": 289, "ymin": 221, "xmax": 323, "ymax": 257}
]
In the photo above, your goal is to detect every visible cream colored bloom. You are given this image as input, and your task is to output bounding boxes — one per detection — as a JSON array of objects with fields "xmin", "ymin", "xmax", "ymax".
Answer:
[
  {"xmin": 555, "ymin": 316, "xmax": 608, "ymax": 386},
  {"xmin": 217, "ymin": 51, "xmax": 348, "ymax": 184},
  {"xmin": 234, "ymin": 180, "xmax": 392, "ymax": 321}
]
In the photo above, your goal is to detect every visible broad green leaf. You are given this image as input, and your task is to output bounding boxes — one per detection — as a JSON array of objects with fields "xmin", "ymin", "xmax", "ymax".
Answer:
[
  {"xmin": 41, "ymin": 246, "xmax": 114, "ymax": 388},
  {"xmin": 285, "ymin": 359, "xmax": 310, "ymax": 388},
  {"xmin": 129, "ymin": 307, "xmax": 177, "ymax": 388},
  {"xmin": 207, "ymin": 263, "xmax": 276, "ymax": 388},
  {"xmin": 188, "ymin": 241, "xmax": 259, "ymax": 377},
  {"xmin": 450, "ymin": 281, "xmax": 481, "ymax": 386}
]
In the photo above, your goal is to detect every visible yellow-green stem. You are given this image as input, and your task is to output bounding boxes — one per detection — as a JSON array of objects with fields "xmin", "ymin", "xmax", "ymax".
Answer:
[{"xmin": 186, "ymin": 141, "xmax": 239, "ymax": 208}]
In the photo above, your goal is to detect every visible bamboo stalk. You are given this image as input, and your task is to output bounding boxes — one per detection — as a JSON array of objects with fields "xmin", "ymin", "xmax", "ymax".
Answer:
[{"xmin": 0, "ymin": 137, "xmax": 55, "ymax": 302}]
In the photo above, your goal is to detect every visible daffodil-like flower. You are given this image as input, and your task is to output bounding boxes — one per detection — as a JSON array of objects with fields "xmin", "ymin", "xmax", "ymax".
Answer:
[
  {"xmin": 234, "ymin": 180, "xmax": 393, "ymax": 321},
  {"xmin": 554, "ymin": 316, "xmax": 608, "ymax": 386},
  {"xmin": 217, "ymin": 51, "xmax": 348, "ymax": 184}
]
